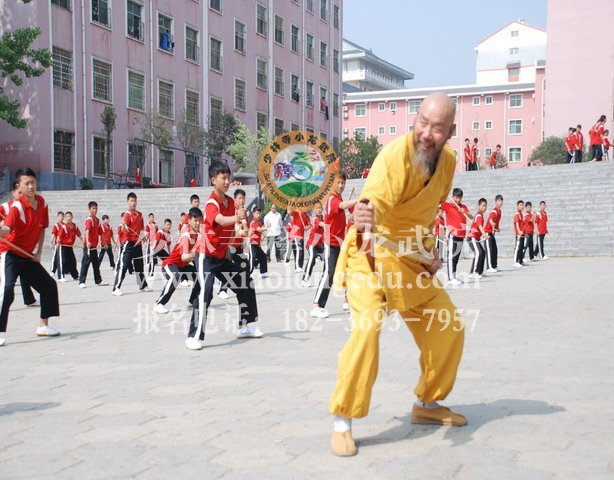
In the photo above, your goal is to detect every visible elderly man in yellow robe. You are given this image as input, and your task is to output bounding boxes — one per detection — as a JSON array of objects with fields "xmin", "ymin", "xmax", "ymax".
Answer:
[{"xmin": 330, "ymin": 92, "xmax": 466, "ymax": 457}]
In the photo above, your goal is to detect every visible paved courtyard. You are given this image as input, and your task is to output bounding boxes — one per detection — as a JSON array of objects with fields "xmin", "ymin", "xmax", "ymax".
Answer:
[{"xmin": 1, "ymin": 255, "xmax": 613, "ymax": 479}]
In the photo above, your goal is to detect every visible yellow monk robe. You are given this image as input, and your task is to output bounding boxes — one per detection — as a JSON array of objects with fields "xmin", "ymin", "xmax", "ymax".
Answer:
[{"xmin": 329, "ymin": 132, "xmax": 465, "ymax": 419}]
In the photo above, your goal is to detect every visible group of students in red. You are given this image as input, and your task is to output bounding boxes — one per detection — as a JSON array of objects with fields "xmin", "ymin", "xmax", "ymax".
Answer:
[
  {"xmin": 436, "ymin": 188, "xmax": 549, "ymax": 285},
  {"xmin": 463, "ymin": 138, "xmax": 502, "ymax": 171},
  {"xmin": 564, "ymin": 114, "xmax": 610, "ymax": 163}
]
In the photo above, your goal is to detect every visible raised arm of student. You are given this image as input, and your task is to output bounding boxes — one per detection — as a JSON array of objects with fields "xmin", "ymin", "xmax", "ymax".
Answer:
[
  {"xmin": 180, "ymin": 234, "xmax": 196, "ymax": 263},
  {"xmin": 214, "ymin": 208, "xmax": 246, "ymax": 226}
]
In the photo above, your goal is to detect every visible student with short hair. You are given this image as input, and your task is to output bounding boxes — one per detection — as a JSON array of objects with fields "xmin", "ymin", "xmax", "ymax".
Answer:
[
  {"xmin": 116, "ymin": 221, "xmax": 134, "ymax": 274},
  {"xmin": 463, "ymin": 138, "xmax": 471, "ymax": 172},
  {"xmin": 523, "ymin": 202, "xmax": 536, "ymax": 262},
  {"xmin": 145, "ymin": 213, "xmax": 158, "ymax": 276},
  {"xmin": 535, "ymin": 201, "xmax": 549, "ymax": 260},
  {"xmin": 218, "ymin": 188, "xmax": 249, "ymax": 299},
  {"xmin": 589, "ymin": 115, "xmax": 606, "ymax": 162},
  {"xmin": 49, "ymin": 210, "xmax": 64, "ymax": 276},
  {"xmin": 513, "ymin": 200, "xmax": 526, "ymax": 268},
  {"xmin": 302, "ymin": 205, "xmax": 324, "ymax": 287},
  {"xmin": 565, "ymin": 127, "xmax": 577, "ymax": 163},
  {"xmin": 467, "ymin": 198, "xmax": 488, "ymax": 278},
  {"xmin": 441, "ymin": 188, "xmax": 473, "ymax": 285},
  {"xmin": 489, "ymin": 145, "xmax": 501, "ymax": 170},
  {"xmin": 0, "ymin": 167, "xmax": 61, "ymax": 345},
  {"xmin": 151, "ymin": 218, "xmax": 172, "ymax": 263},
  {"xmin": 78, "ymin": 201, "xmax": 103, "ymax": 288},
  {"xmin": 573, "ymin": 125, "xmax": 584, "ymax": 162},
  {"xmin": 249, "ymin": 208, "xmax": 269, "ymax": 278},
  {"xmin": 180, "ymin": 195, "xmax": 200, "ymax": 233},
  {"xmin": 289, "ymin": 207, "xmax": 310, "ymax": 273},
  {"xmin": 484, "ymin": 195, "xmax": 503, "ymax": 272},
  {"xmin": 469, "ymin": 138, "xmax": 479, "ymax": 171},
  {"xmin": 57, "ymin": 211, "xmax": 81, "ymax": 282},
  {"xmin": 98, "ymin": 214, "xmax": 116, "ymax": 268},
  {"xmin": 603, "ymin": 129, "xmax": 611, "ymax": 161}
]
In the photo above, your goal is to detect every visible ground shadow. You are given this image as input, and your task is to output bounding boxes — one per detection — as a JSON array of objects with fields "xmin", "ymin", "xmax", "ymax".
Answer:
[
  {"xmin": 0, "ymin": 402, "xmax": 61, "ymax": 416},
  {"xmin": 359, "ymin": 399, "xmax": 565, "ymax": 447}
]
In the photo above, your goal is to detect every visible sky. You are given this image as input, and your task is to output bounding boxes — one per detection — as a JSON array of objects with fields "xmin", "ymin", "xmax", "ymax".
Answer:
[{"xmin": 343, "ymin": 0, "xmax": 547, "ymax": 88}]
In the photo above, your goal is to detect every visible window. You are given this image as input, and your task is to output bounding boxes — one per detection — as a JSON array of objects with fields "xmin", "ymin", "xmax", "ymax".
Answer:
[
  {"xmin": 51, "ymin": 0, "xmax": 71, "ymax": 10},
  {"xmin": 234, "ymin": 78, "xmax": 246, "ymax": 111},
  {"xmin": 472, "ymin": 96, "xmax": 480, "ymax": 106},
  {"xmin": 509, "ymin": 93, "xmax": 523, "ymax": 107},
  {"xmin": 355, "ymin": 104, "xmax": 366, "ymax": 117},
  {"xmin": 210, "ymin": 0, "xmax": 221, "ymax": 12},
  {"xmin": 54, "ymin": 131, "xmax": 73, "ymax": 171},
  {"xmin": 378, "ymin": 102, "xmax": 385, "ymax": 111},
  {"xmin": 185, "ymin": 89, "xmax": 200, "ymax": 125},
  {"xmin": 127, "ymin": 70, "xmax": 145, "ymax": 110},
  {"xmin": 257, "ymin": 112, "xmax": 267, "ymax": 130},
  {"xmin": 472, "ymin": 121, "xmax": 480, "ymax": 130},
  {"xmin": 291, "ymin": 122, "xmax": 299, "ymax": 131},
  {"xmin": 127, "ymin": 1, "xmax": 144, "ymax": 41},
  {"xmin": 508, "ymin": 147, "xmax": 522, "ymax": 162},
  {"xmin": 451, "ymin": 124, "xmax": 457, "ymax": 137},
  {"xmin": 485, "ymin": 95, "xmax": 493, "ymax": 105},
  {"xmin": 274, "ymin": 66, "xmax": 284, "ymax": 96},
  {"xmin": 305, "ymin": 34, "xmax": 314, "ymax": 60},
  {"xmin": 485, "ymin": 148, "xmax": 492, "ymax": 158},
  {"xmin": 92, "ymin": 0, "xmax": 111, "ymax": 28},
  {"xmin": 158, "ymin": 13, "xmax": 174, "ymax": 53},
  {"xmin": 320, "ymin": 0, "xmax": 328, "ymax": 21},
  {"xmin": 333, "ymin": 5, "xmax": 339, "ymax": 28},
  {"xmin": 319, "ymin": 131, "xmax": 327, "ymax": 140},
  {"xmin": 511, "ymin": 30, "xmax": 519, "ymax": 37},
  {"xmin": 158, "ymin": 80, "xmax": 174, "ymax": 118},
  {"xmin": 378, "ymin": 126, "xmax": 385, "ymax": 135},
  {"xmin": 274, "ymin": 118, "xmax": 284, "ymax": 135},
  {"xmin": 452, "ymin": 97, "xmax": 458, "ymax": 111},
  {"xmin": 234, "ymin": 20, "xmax": 246, "ymax": 53},
  {"xmin": 333, "ymin": 94, "xmax": 339, "ymax": 118},
  {"xmin": 291, "ymin": 74, "xmax": 300, "ymax": 102},
  {"xmin": 333, "ymin": 49, "xmax": 339, "ymax": 73},
  {"xmin": 256, "ymin": 58, "xmax": 267, "ymax": 90},
  {"xmin": 485, "ymin": 120, "xmax": 493, "ymax": 130},
  {"xmin": 408, "ymin": 100, "xmax": 421, "ymax": 113},
  {"xmin": 92, "ymin": 58, "xmax": 112, "ymax": 101},
  {"xmin": 390, "ymin": 102, "xmax": 397, "ymax": 111},
  {"xmin": 354, "ymin": 128, "xmax": 366, "ymax": 140},
  {"xmin": 390, "ymin": 126, "xmax": 397, "ymax": 135},
  {"xmin": 210, "ymin": 97, "xmax": 223, "ymax": 128},
  {"xmin": 210, "ymin": 37, "xmax": 223, "ymax": 72},
  {"xmin": 186, "ymin": 26, "xmax": 200, "ymax": 63},
  {"xmin": 93, "ymin": 136, "xmax": 112, "ymax": 177},
  {"xmin": 52, "ymin": 47, "xmax": 72, "ymax": 90},
  {"xmin": 159, "ymin": 149, "xmax": 174, "ymax": 185},
  {"xmin": 305, "ymin": 80, "xmax": 314, "ymax": 107},
  {"xmin": 509, "ymin": 119, "xmax": 522, "ymax": 135},
  {"xmin": 256, "ymin": 4, "xmax": 268, "ymax": 36},
  {"xmin": 291, "ymin": 25, "xmax": 300, "ymax": 52},
  {"xmin": 306, "ymin": 0, "xmax": 314, "ymax": 13},
  {"xmin": 320, "ymin": 41, "xmax": 328, "ymax": 67},
  {"xmin": 128, "ymin": 143, "xmax": 145, "ymax": 176},
  {"xmin": 319, "ymin": 86, "xmax": 327, "ymax": 112},
  {"xmin": 274, "ymin": 15, "xmax": 284, "ymax": 44},
  {"xmin": 508, "ymin": 67, "xmax": 520, "ymax": 82},
  {"xmin": 510, "ymin": 47, "xmax": 519, "ymax": 55}
]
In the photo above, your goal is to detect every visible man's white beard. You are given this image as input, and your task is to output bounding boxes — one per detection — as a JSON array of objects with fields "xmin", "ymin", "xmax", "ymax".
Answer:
[{"xmin": 414, "ymin": 149, "xmax": 438, "ymax": 180}]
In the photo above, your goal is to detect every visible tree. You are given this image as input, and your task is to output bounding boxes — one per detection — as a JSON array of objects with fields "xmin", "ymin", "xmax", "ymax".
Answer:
[
  {"xmin": 204, "ymin": 111, "xmax": 239, "ymax": 162},
  {"xmin": 227, "ymin": 122, "xmax": 272, "ymax": 174},
  {"xmin": 494, "ymin": 152, "xmax": 508, "ymax": 169},
  {"xmin": 100, "ymin": 105, "xmax": 116, "ymax": 189},
  {"xmin": 176, "ymin": 110, "xmax": 206, "ymax": 185},
  {"xmin": 340, "ymin": 132, "xmax": 382, "ymax": 178},
  {"xmin": 529, "ymin": 136, "xmax": 567, "ymax": 166},
  {"xmin": 136, "ymin": 108, "xmax": 174, "ymax": 175},
  {"xmin": 0, "ymin": 7, "xmax": 51, "ymax": 129}
]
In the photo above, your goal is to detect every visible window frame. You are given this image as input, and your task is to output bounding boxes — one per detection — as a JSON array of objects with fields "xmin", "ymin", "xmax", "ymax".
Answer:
[
  {"xmin": 508, "ymin": 119, "xmax": 523, "ymax": 135},
  {"xmin": 157, "ymin": 78, "xmax": 175, "ymax": 119},
  {"xmin": 91, "ymin": 57, "xmax": 113, "ymax": 103},
  {"xmin": 127, "ymin": 68, "xmax": 145, "ymax": 111}
]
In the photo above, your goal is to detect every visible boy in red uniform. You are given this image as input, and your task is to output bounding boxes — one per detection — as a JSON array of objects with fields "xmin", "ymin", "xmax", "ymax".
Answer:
[
  {"xmin": 573, "ymin": 125, "xmax": 584, "ymax": 162},
  {"xmin": 469, "ymin": 138, "xmax": 479, "ymax": 171},
  {"xmin": 180, "ymin": 195, "xmax": 200, "ymax": 234},
  {"xmin": 489, "ymin": 145, "xmax": 501, "ymax": 170},
  {"xmin": 57, "ymin": 211, "xmax": 81, "ymax": 282},
  {"xmin": 49, "ymin": 210, "xmax": 64, "ymax": 276},
  {"xmin": 112, "ymin": 192, "xmax": 152, "ymax": 295},
  {"xmin": 484, "ymin": 194, "xmax": 503, "ymax": 272},
  {"xmin": 218, "ymin": 189, "xmax": 249, "ymax": 299},
  {"xmin": 467, "ymin": 198, "xmax": 488, "ymax": 279},
  {"xmin": 0, "ymin": 168, "xmax": 60, "ymax": 345},
  {"xmin": 433, "ymin": 205, "xmax": 446, "ymax": 263},
  {"xmin": 151, "ymin": 219, "xmax": 172, "ymax": 263},
  {"xmin": 187, "ymin": 161, "xmax": 262, "ymax": 350},
  {"xmin": 115, "ymin": 221, "xmax": 134, "ymax": 274},
  {"xmin": 441, "ymin": 188, "xmax": 473, "ymax": 285},
  {"xmin": 289, "ymin": 207, "xmax": 310, "ymax": 273},
  {"xmin": 283, "ymin": 221, "xmax": 293, "ymax": 264},
  {"xmin": 302, "ymin": 205, "xmax": 324, "ymax": 287},
  {"xmin": 565, "ymin": 127, "xmax": 577, "ymax": 163},
  {"xmin": 78, "ymin": 201, "xmax": 104, "ymax": 287},
  {"xmin": 603, "ymin": 130, "xmax": 611, "ymax": 161},
  {"xmin": 589, "ymin": 115, "xmax": 606, "ymax": 162},
  {"xmin": 463, "ymin": 138, "xmax": 471, "ymax": 172},
  {"xmin": 311, "ymin": 172, "xmax": 359, "ymax": 318},
  {"xmin": 145, "ymin": 213, "xmax": 159, "ymax": 276},
  {"xmin": 523, "ymin": 202, "xmax": 536, "ymax": 262},
  {"xmin": 98, "ymin": 214, "xmax": 116, "ymax": 268},
  {"xmin": 513, "ymin": 200, "xmax": 526, "ymax": 268},
  {"xmin": 153, "ymin": 208, "xmax": 201, "ymax": 314},
  {"xmin": 535, "ymin": 201, "xmax": 549, "ymax": 260},
  {"xmin": 249, "ymin": 208, "xmax": 268, "ymax": 277}
]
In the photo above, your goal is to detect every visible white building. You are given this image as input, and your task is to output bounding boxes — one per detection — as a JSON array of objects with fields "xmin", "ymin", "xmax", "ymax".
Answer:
[{"xmin": 475, "ymin": 20, "xmax": 546, "ymax": 86}]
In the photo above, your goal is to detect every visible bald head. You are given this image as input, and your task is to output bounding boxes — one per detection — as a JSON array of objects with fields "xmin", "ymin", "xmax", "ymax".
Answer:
[{"xmin": 420, "ymin": 92, "xmax": 456, "ymax": 127}]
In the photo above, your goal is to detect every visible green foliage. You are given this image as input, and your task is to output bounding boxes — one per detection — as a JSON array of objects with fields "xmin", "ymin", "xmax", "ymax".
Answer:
[
  {"xmin": 100, "ymin": 106, "xmax": 117, "ymax": 189},
  {"xmin": 0, "ymin": 24, "xmax": 51, "ymax": 128},
  {"xmin": 138, "ymin": 108, "xmax": 173, "ymax": 147},
  {"xmin": 204, "ymin": 111, "xmax": 239, "ymax": 162},
  {"xmin": 494, "ymin": 152, "xmax": 508, "ymax": 169},
  {"xmin": 529, "ymin": 136, "xmax": 568, "ymax": 165},
  {"xmin": 79, "ymin": 177, "xmax": 93, "ymax": 190},
  {"xmin": 340, "ymin": 132, "xmax": 382, "ymax": 178},
  {"xmin": 227, "ymin": 123, "xmax": 272, "ymax": 173},
  {"xmin": 176, "ymin": 110, "xmax": 206, "ymax": 154}
]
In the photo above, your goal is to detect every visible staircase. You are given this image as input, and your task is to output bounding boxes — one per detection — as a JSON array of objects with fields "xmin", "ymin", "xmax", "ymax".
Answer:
[{"xmin": 40, "ymin": 161, "xmax": 614, "ymax": 258}]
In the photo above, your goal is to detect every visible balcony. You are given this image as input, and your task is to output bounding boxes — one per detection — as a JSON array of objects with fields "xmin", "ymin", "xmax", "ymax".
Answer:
[{"xmin": 343, "ymin": 68, "xmax": 405, "ymax": 90}]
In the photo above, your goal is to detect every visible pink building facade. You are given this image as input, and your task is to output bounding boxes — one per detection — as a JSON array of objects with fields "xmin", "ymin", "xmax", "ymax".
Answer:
[
  {"xmin": 342, "ymin": 66, "xmax": 545, "ymax": 171},
  {"xmin": 0, "ymin": 0, "xmax": 342, "ymax": 190}
]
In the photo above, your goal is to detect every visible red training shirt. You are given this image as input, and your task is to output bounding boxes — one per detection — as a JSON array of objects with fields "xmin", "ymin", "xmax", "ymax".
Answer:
[
  {"xmin": 162, "ymin": 231, "xmax": 198, "ymax": 268},
  {"xmin": 84, "ymin": 215, "xmax": 101, "ymax": 247},
  {"xmin": 59, "ymin": 222, "xmax": 81, "ymax": 246},
  {"xmin": 484, "ymin": 206, "xmax": 501, "ymax": 234},
  {"xmin": 122, "ymin": 209, "xmax": 144, "ymax": 243},
  {"xmin": 535, "ymin": 210, "xmax": 548, "ymax": 235},
  {"xmin": 306, "ymin": 216, "xmax": 324, "ymax": 249},
  {"xmin": 0, "ymin": 194, "xmax": 49, "ymax": 258},
  {"xmin": 523, "ymin": 212, "xmax": 535, "ymax": 235},
  {"xmin": 249, "ymin": 219, "xmax": 263, "ymax": 245},
  {"xmin": 468, "ymin": 212, "xmax": 484, "ymax": 240},
  {"xmin": 199, "ymin": 191, "xmax": 235, "ymax": 259},
  {"xmin": 513, "ymin": 211, "xmax": 524, "ymax": 235},
  {"xmin": 441, "ymin": 201, "xmax": 470, "ymax": 238},
  {"xmin": 154, "ymin": 229, "xmax": 172, "ymax": 253},
  {"xmin": 324, "ymin": 192, "xmax": 346, "ymax": 247}
]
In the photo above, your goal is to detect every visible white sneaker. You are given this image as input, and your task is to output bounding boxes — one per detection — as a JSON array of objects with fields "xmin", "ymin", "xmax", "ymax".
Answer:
[
  {"xmin": 153, "ymin": 304, "xmax": 168, "ymax": 314},
  {"xmin": 217, "ymin": 290, "xmax": 230, "ymax": 300},
  {"xmin": 310, "ymin": 307, "xmax": 329, "ymax": 319},
  {"xmin": 342, "ymin": 302, "xmax": 350, "ymax": 311},
  {"xmin": 36, "ymin": 326, "xmax": 60, "ymax": 337},
  {"xmin": 181, "ymin": 280, "xmax": 191, "ymax": 287},
  {"xmin": 447, "ymin": 278, "xmax": 462, "ymax": 286},
  {"xmin": 521, "ymin": 259, "xmax": 528, "ymax": 264},
  {"xmin": 294, "ymin": 267, "xmax": 303, "ymax": 273},
  {"xmin": 140, "ymin": 286, "xmax": 153, "ymax": 292},
  {"xmin": 468, "ymin": 273, "xmax": 482, "ymax": 279},
  {"xmin": 300, "ymin": 280, "xmax": 311, "ymax": 287},
  {"xmin": 542, "ymin": 256, "xmax": 549, "ymax": 260},
  {"xmin": 0, "ymin": 338, "xmax": 6, "ymax": 347},
  {"xmin": 78, "ymin": 283, "xmax": 86, "ymax": 289},
  {"xmin": 58, "ymin": 278, "xmax": 67, "ymax": 283},
  {"xmin": 237, "ymin": 325, "xmax": 264, "ymax": 339},
  {"xmin": 185, "ymin": 337, "xmax": 202, "ymax": 350},
  {"xmin": 26, "ymin": 299, "xmax": 40, "ymax": 308},
  {"xmin": 513, "ymin": 262, "xmax": 523, "ymax": 268},
  {"xmin": 486, "ymin": 268, "xmax": 497, "ymax": 273},
  {"xmin": 260, "ymin": 272, "xmax": 270, "ymax": 278},
  {"xmin": 112, "ymin": 289, "xmax": 123, "ymax": 296}
]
